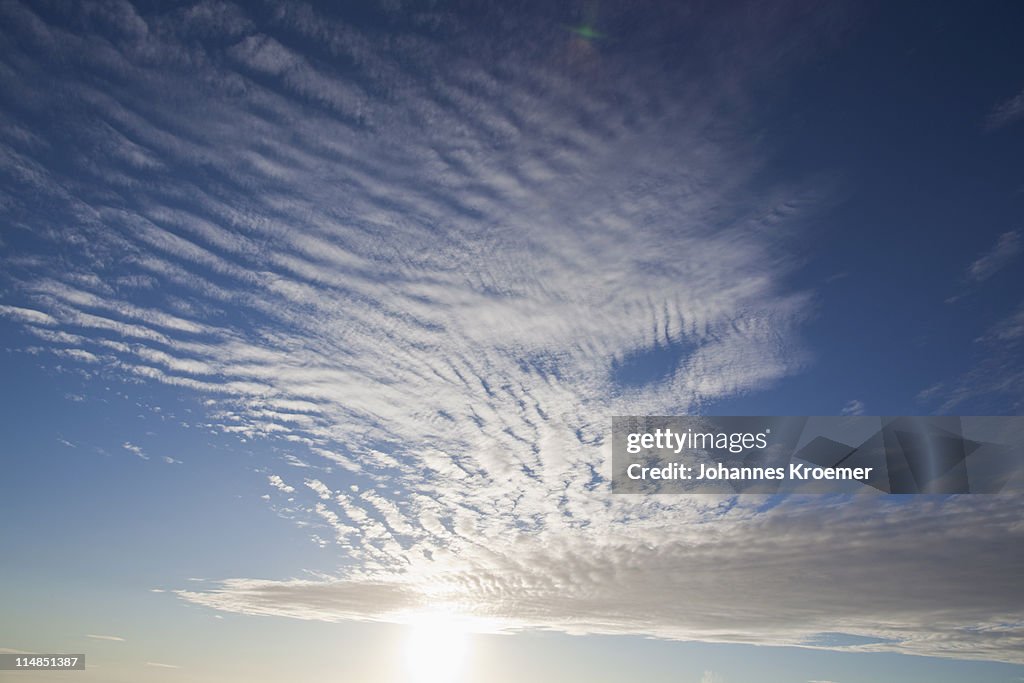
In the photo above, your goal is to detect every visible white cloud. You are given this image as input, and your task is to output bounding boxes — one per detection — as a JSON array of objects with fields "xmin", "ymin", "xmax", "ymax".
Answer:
[
  {"xmin": 122, "ymin": 442, "xmax": 148, "ymax": 460},
  {"xmin": 268, "ymin": 475, "xmax": 295, "ymax": 494},
  {"xmin": 987, "ymin": 88, "xmax": 1024, "ymax": 129},
  {"xmin": 922, "ymin": 301, "xmax": 1024, "ymax": 413},
  {"xmin": 304, "ymin": 478, "xmax": 333, "ymax": 500},
  {"xmin": 0, "ymin": 304, "xmax": 58, "ymax": 326},
  {"xmin": 966, "ymin": 231, "xmax": 1021, "ymax": 282},
  {"xmin": 86, "ymin": 634, "xmax": 125, "ymax": 642},
  {"xmin": 145, "ymin": 662, "xmax": 180, "ymax": 669},
  {"xmin": 840, "ymin": 399, "xmax": 865, "ymax": 416},
  {"xmin": 179, "ymin": 496, "xmax": 1024, "ymax": 663},
  {"xmin": 981, "ymin": 304, "xmax": 1024, "ymax": 343}
]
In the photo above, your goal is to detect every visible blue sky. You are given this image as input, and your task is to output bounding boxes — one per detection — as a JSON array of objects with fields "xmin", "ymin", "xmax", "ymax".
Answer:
[{"xmin": 1, "ymin": 1, "xmax": 1023, "ymax": 681}]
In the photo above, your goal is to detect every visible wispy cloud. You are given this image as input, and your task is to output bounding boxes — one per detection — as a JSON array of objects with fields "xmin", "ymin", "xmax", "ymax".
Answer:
[
  {"xmin": 986, "ymin": 87, "xmax": 1024, "ymax": 129},
  {"xmin": 121, "ymin": 442, "xmax": 148, "ymax": 460},
  {"xmin": 929, "ymin": 231, "xmax": 1024, "ymax": 411},
  {"xmin": 145, "ymin": 661, "xmax": 180, "ymax": 669},
  {"xmin": 946, "ymin": 230, "xmax": 1021, "ymax": 304},
  {"xmin": 840, "ymin": 399, "xmax": 864, "ymax": 416},
  {"xmin": 86, "ymin": 634, "xmax": 125, "ymax": 642},
  {"xmin": 920, "ymin": 302, "xmax": 1024, "ymax": 413},
  {"xmin": 965, "ymin": 231, "xmax": 1021, "ymax": 282},
  {"xmin": 980, "ymin": 304, "xmax": 1024, "ymax": 344}
]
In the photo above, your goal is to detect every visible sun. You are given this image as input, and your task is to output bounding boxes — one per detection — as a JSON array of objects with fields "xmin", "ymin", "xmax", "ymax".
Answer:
[{"xmin": 403, "ymin": 612, "xmax": 470, "ymax": 683}]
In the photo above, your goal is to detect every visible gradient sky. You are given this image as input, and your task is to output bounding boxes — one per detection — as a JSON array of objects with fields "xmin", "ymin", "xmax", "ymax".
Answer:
[{"xmin": 1, "ymin": 1, "xmax": 1023, "ymax": 682}]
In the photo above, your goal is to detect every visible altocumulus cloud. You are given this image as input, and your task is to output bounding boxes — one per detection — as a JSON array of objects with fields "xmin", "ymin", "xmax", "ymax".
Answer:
[{"xmin": 1, "ymin": 0, "xmax": 1022, "ymax": 664}]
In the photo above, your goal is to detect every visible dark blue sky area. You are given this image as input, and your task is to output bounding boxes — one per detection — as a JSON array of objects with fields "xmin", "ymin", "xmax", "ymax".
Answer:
[{"xmin": 711, "ymin": 2, "xmax": 1024, "ymax": 415}]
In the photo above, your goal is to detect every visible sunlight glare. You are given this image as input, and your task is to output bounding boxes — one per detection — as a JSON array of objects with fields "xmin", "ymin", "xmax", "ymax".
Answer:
[{"xmin": 403, "ymin": 612, "xmax": 470, "ymax": 683}]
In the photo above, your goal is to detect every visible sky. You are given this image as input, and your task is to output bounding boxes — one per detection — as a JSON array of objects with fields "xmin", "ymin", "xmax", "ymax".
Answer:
[{"xmin": 0, "ymin": 1, "xmax": 1023, "ymax": 682}]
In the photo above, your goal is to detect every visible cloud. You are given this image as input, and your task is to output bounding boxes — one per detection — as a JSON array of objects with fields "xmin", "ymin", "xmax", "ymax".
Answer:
[
  {"xmin": 981, "ymin": 305, "xmax": 1024, "ymax": 344},
  {"xmin": 3, "ymin": 0, "xmax": 1020, "ymax": 667},
  {"xmin": 965, "ymin": 231, "xmax": 1021, "ymax": 282},
  {"xmin": 930, "ymin": 231, "xmax": 1024, "ymax": 411},
  {"xmin": 145, "ymin": 662, "xmax": 180, "ymax": 669},
  {"xmin": 177, "ymin": 495, "xmax": 1024, "ymax": 663},
  {"xmin": 0, "ymin": 304, "xmax": 57, "ymax": 326},
  {"xmin": 121, "ymin": 442, "xmax": 148, "ymax": 460},
  {"xmin": 839, "ymin": 399, "xmax": 864, "ymax": 416},
  {"xmin": 268, "ymin": 475, "xmax": 295, "ymax": 494},
  {"xmin": 919, "ymin": 302, "xmax": 1024, "ymax": 413},
  {"xmin": 86, "ymin": 634, "xmax": 125, "ymax": 642},
  {"xmin": 987, "ymin": 87, "xmax": 1024, "ymax": 129},
  {"xmin": 304, "ymin": 478, "xmax": 333, "ymax": 500},
  {"xmin": 946, "ymin": 231, "xmax": 1021, "ymax": 304}
]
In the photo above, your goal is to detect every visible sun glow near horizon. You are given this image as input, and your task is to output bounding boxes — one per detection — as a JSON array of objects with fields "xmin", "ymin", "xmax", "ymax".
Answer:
[{"xmin": 403, "ymin": 611, "xmax": 472, "ymax": 683}]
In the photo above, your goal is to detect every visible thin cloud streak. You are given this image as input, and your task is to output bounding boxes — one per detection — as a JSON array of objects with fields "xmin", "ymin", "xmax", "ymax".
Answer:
[
  {"xmin": 966, "ymin": 231, "xmax": 1021, "ymax": 283},
  {"xmin": 145, "ymin": 662, "xmax": 180, "ymax": 669},
  {"xmin": 929, "ymin": 230, "xmax": 1024, "ymax": 411},
  {"xmin": 987, "ymin": 87, "xmax": 1024, "ymax": 129},
  {"xmin": 840, "ymin": 399, "xmax": 864, "ymax": 416}
]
